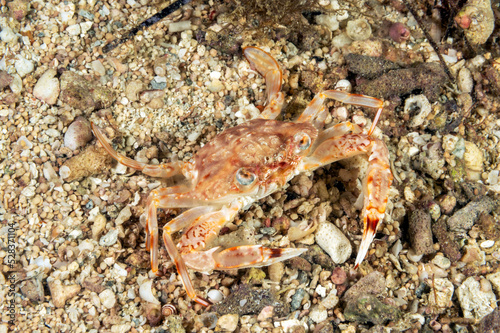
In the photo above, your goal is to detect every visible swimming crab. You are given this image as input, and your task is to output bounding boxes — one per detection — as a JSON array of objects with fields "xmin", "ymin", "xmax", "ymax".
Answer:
[{"xmin": 91, "ymin": 46, "xmax": 393, "ymax": 306}]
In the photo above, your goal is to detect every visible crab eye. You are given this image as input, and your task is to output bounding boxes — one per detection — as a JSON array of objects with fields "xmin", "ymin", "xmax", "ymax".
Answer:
[
  {"xmin": 295, "ymin": 133, "xmax": 311, "ymax": 151},
  {"xmin": 236, "ymin": 168, "xmax": 256, "ymax": 186}
]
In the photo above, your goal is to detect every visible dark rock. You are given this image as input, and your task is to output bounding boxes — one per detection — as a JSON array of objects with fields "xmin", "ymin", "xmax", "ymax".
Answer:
[
  {"xmin": 291, "ymin": 288, "xmax": 306, "ymax": 311},
  {"xmin": 301, "ymin": 245, "xmax": 334, "ymax": 270},
  {"xmin": 20, "ymin": 276, "xmax": 44, "ymax": 302},
  {"xmin": 478, "ymin": 307, "xmax": 500, "ymax": 333},
  {"xmin": 313, "ymin": 321, "xmax": 335, "ymax": 333},
  {"xmin": 0, "ymin": 71, "xmax": 13, "ymax": 90},
  {"xmin": 408, "ymin": 210, "xmax": 434, "ymax": 255},
  {"xmin": 344, "ymin": 295, "xmax": 401, "ymax": 325},
  {"xmin": 345, "ymin": 54, "xmax": 401, "ymax": 79},
  {"xmin": 82, "ymin": 276, "xmax": 105, "ymax": 293},
  {"xmin": 447, "ymin": 196, "xmax": 497, "ymax": 233},
  {"xmin": 460, "ymin": 181, "xmax": 488, "ymax": 201},
  {"xmin": 343, "ymin": 271, "xmax": 385, "ymax": 303},
  {"xmin": 289, "ymin": 257, "xmax": 312, "ymax": 272},
  {"xmin": 432, "ymin": 216, "xmax": 462, "ymax": 262},
  {"xmin": 355, "ymin": 62, "xmax": 447, "ymax": 102},
  {"xmin": 477, "ymin": 213, "xmax": 500, "ymax": 240},
  {"xmin": 213, "ymin": 284, "xmax": 288, "ymax": 317}
]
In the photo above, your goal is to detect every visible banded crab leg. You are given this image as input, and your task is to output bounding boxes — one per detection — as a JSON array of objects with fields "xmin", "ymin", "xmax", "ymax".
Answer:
[
  {"xmin": 243, "ymin": 46, "xmax": 284, "ymax": 120},
  {"xmin": 297, "ymin": 90, "xmax": 384, "ymax": 134},
  {"xmin": 91, "ymin": 122, "xmax": 189, "ymax": 178}
]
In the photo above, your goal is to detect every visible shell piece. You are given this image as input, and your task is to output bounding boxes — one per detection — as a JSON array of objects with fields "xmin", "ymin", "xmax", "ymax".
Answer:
[
  {"xmin": 404, "ymin": 94, "xmax": 432, "ymax": 127},
  {"xmin": 346, "ymin": 19, "xmax": 372, "ymax": 41},
  {"xmin": 139, "ymin": 279, "xmax": 161, "ymax": 305},
  {"xmin": 454, "ymin": 0, "xmax": 494, "ymax": 45}
]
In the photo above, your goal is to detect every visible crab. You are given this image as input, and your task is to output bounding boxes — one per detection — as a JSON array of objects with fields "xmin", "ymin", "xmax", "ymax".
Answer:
[{"xmin": 91, "ymin": 46, "xmax": 393, "ymax": 306}]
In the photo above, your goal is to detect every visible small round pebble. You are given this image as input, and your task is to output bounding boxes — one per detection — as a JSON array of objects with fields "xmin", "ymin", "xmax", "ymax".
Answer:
[
  {"xmin": 207, "ymin": 289, "xmax": 223, "ymax": 303},
  {"xmin": 99, "ymin": 289, "xmax": 116, "ymax": 309},
  {"xmin": 64, "ymin": 117, "xmax": 92, "ymax": 150}
]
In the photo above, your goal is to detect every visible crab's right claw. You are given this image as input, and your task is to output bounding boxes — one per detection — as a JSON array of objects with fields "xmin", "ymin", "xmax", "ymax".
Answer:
[{"xmin": 354, "ymin": 139, "xmax": 393, "ymax": 269}]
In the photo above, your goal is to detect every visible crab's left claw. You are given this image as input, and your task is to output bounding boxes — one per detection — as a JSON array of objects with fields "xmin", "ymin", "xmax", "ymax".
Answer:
[{"xmin": 243, "ymin": 46, "xmax": 284, "ymax": 119}]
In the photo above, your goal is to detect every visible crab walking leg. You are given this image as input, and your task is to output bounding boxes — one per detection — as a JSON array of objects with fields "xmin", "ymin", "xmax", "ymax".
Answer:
[
  {"xmin": 243, "ymin": 46, "xmax": 284, "ymax": 119},
  {"xmin": 303, "ymin": 133, "xmax": 392, "ymax": 268},
  {"xmin": 213, "ymin": 245, "xmax": 307, "ymax": 270},
  {"xmin": 297, "ymin": 91, "xmax": 384, "ymax": 130},
  {"xmin": 91, "ymin": 122, "xmax": 186, "ymax": 178}
]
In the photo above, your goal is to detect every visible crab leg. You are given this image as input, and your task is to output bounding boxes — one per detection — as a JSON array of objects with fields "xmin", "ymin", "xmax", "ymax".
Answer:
[
  {"xmin": 297, "ymin": 90, "xmax": 384, "ymax": 133},
  {"xmin": 91, "ymin": 122, "xmax": 187, "ymax": 178},
  {"xmin": 243, "ymin": 46, "xmax": 284, "ymax": 119},
  {"xmin": 213, "ymin": 245, "xmax": 307, "ymax": 270},
  {"xmin": 303, "ymin": 131, "xmax": 392, "ymax": 268}
]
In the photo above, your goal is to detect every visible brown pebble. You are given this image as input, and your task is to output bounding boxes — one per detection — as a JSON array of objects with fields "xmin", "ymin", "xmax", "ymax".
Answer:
[
  {"xmin": 408, "ymin": 209, "xmax": 435, "ymax": 255},
  {"xmin": 331, "ymin": 267, "xmax": 347, "ymax": 285},
  {"xmin": 62, "ymin": 146, "xmax": 113, "ymax": 182},
  {"xmin": 48, "ymin": 280, "xmax": 81, "ymax": 308}
]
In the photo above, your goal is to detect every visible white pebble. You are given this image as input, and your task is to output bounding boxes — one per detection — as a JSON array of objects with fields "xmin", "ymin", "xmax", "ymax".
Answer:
[
  {"xmin": 480, "ymin": 240, "xmax": 495, "ymax": 249},
  {"xmin": 9, "ymin": 74, "xmax": 22, "ymax": 94},
  {"xmin": 405, "ymin": 94, "xmax": 432, "ymax": 127},
  {"xmin": 115, "ymin": 206, "xmax": 131, "ymax": 225},
  {"xmin": 207, "ymin": 289, "xmax": 224, "ymax": 303},
  {"xmin": 80, "ymin": 21, "xmax": 92, "ymax": 34},
  {"xmin": 139, "ymin": 279, "xmax": 160, "ymax": 304},
  {"xmin": 15, "ymin": 56, "xmax": 34, "ymax": 77},
  {"xmin": 217, "ymin": 314, "xmax": 239, "ymax": 332},
  {"xmin": 113, "ymin": 263, "xmax": 128, "ymax": 277},
  {"xmin": 99, "ymin": 289, "xmax": 116, "ymax": 309},
  {"xmin": 346, "ymin": 19, "xmax": 372, "ymax": 41},
  {"xmin": 169, "ymin": 20, "xmax": 191, "ymax": 33},
  {"xmin": 91, "ymin": 60, "xmax": 106, "ymax": 76},
  {"xmin": 457, "ymin": 67, "xmax": 473, "ymax": 93},
  {"xmin": 99, "ymin": 229, "xmax": 119, "ymax": 247},
  {"xmin": 457, "ymin": 277, "xmax": 496, "ymax": 320},
  {"xmin": 332, "ymin": 32, "xmax": 353, "ymax": 48},
  {"xmin": 487, "ymin": 170, "xmax": 499, "ymax": 185},
  {"xmin": 33, "ymin": 69, "xmax": 60, "ymax": 105},
  {"xmin": 59, "ymin": 165, "xmax": 71, "ymax": 179},
  {"xmin": 0, "ymin": 27, "xmax": 18, "ymax": 43},
  {"xmin": 66, "ymin": 23, "xmax": 81, "ymax": 36},
  {"xmin": 315, "ymin": 222, "xmax": 352, "ymax": 264},
  {"xmin": 316, "ymin": 14, "xmax": 339, "ymax": 31},
  {"xmin": 309, "ymin": 305, "xmax": 328, "ymax": 323}
]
